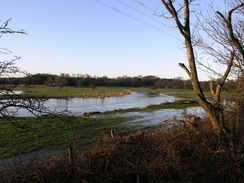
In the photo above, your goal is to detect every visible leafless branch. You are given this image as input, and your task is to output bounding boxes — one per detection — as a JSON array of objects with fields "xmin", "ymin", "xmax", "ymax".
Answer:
[
  {"xmin": 179, "ymin": 63, "xmax": 191, "ymax": 78},
  {"xmin": 216, "ymin": 3, "xmax": 244, "ymax": 59},
  {"xmin": 0, "ymin": 19, "xmax": 26, "ymax": 38}
]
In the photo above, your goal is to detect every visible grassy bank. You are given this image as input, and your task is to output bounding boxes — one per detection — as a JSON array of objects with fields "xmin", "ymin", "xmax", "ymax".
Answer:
[
  {"xmin": 1, "ymin": 85, "xmax": 212, "ymax": 100},
  {"xmin": 1, "ymin": 86, "xmax": 197, "ymax": 99},
  {"xmin": 24, "ymin": 86, "xmax": 210, "ymax": 100},
  {"xmin": 166, "ymin": 91, "xmax": 212, "ymax": 100},
  {"xmin": 0, "ymin": 115, "xmax": 146, "ymax": 159},
  {"xmin": 13, "ymin": 86, "xmax": 132, "ymax": 99},
  {"xmin": 84, "ymin": 100, "xmax": 199, "ymax": 116}
]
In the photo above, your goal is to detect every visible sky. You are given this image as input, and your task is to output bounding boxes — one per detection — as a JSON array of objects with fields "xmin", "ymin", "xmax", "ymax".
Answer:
[{"xmin": 0, "ymin": 0, "xmax": 225, "ymax": 80}]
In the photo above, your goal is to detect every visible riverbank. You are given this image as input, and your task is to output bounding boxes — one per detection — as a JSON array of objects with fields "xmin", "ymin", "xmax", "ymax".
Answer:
[
  {"xmin": 83, "ymin": 99, "xmax": 199, "ymax": 117},
  {"xmin": 1, "ymin": 86, "xmax": 197, "ymax": 99},
  {"xmin": 0, "ymin": 86, "xmax": 132, "ymax": 99}
]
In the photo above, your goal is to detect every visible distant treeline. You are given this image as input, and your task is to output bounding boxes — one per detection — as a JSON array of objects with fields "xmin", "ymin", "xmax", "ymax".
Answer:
[{"xmin": 0, "ymin": 73, "xmax": 237, "ymax": 91}]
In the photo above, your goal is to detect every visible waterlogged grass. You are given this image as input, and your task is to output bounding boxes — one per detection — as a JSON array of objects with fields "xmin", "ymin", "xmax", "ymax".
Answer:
[
  {"xmin": 0, "ymin": 87, "xmax": 203, "ymax": 159},
  {"xmin": 0, "ymin": 115, "xmax": 139, "ymax": 159},
  {"xmin": 84, "ymin": 100, "xmax": 199, "ymax": 116},
  {"xmin": 141, "ymin": 101, "xmax": 199, "ymax": 111}
]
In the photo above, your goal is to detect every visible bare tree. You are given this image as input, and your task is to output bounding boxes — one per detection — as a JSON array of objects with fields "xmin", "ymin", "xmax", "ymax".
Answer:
[
  {"xmin": 0, "ymin": 19, "xmax": 48, "ymax": 117},
  {"xmin": 193, "ymin": 0, "xmax": 244, "ymax": 77},
  {"xmin": 160, "ymin": 0, "xmax": 243, "ymax": 148},
  {"xmin": 192, "ymin": 0, "xmax": 244, "ymax": 151}
]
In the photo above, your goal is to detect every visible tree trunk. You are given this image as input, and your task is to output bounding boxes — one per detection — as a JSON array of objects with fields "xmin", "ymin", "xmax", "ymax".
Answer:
[
  {"xmin": 184, "ymin": 37, "xmax": 223, "ymax": 134},
  {"xmin": 161, "ymin": 0, "xmax": 243, "ymax": 153}
]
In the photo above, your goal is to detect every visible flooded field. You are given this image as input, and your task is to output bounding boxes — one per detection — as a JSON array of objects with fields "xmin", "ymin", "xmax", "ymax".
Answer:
[
  {"xmin": 5, "ymin": 91, "xmax": 204, "ymax": 124},
  {"xmin": 13, "ymin": 92, "xmax": 178, "ymax": 116},
  {"xmin": 0, "ymin": 91, "xmax": 205, "ymax": 166}
]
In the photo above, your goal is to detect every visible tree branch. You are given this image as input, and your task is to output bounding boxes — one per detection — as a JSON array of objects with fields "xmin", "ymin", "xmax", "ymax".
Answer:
[
  {"xmin": 219, "ymin": 52, "xmax": 234, "ymax": 87},
  {"xmin": 179, "ymin": 63, "xmax": 191, "ymax": 78},
  {"xmin": 216, "ymin": 3, "xmax": 244, "ymax": 59},
  {"xmin": 0, "ymin": 19, "xmax": 26, "ymax": 37},
  {"xmin": 161, "ymin": 0, "xmax": 187, "ymax": 37}
]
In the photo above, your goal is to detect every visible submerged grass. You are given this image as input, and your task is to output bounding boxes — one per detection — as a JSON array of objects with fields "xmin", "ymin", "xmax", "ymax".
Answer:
[
  {"xmin": 0, "ymin": 88, "xmax": 201, "ymax": 159},
  {"xmin": 0, "ymin": 115, "xmax": 139, "ymax": 159},
  {"xmin": 84, "ymin": 100, "xmax": 199, "ymax": 116}
]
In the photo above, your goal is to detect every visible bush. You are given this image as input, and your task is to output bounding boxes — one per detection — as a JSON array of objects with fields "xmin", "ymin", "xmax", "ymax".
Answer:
[{"xmin": 1, "ymin": 120, "xmax": 243, "ymax": 183}]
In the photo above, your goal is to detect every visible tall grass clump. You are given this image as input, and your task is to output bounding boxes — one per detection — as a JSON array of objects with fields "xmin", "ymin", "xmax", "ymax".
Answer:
[{"xmin": 1, "ymin": 117, "xmax": 243, "ymax": 183}]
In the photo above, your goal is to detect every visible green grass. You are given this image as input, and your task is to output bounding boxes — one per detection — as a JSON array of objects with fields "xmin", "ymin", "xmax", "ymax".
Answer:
[
  {"xmin": 165, "ymin": 91, "xmax": 212, "ymax": 100},
  {"xmin": 131, "ymin": 87, "xmax": 194, "ymax": 93},
  {"xmin": 12, "ymin": 86, "xmax": 131, "ymax": 99},
  {"xmin": 0, "ymin": 87, "xmax": 203, "ymax": 159},
  {"xmin": 0, "ymin": 115, "xmax": 139, "ymax": 159},
  {"xmin": 0, "ymin": 86, "xmax": 204, "ymax": 99},
  {"xmin": 4, "ymin": 86, "xmax": 196, "ymax": 99},
  {"xmin": 92, "ymin": 100, "xmax": 199, "ymax": 115},
  {"xmin": 1, "ymin": 86, "xmax": 213, "ymax": 100},
  {"xmin": 0, "ymin": 100, "xmax": 197, "ymax": 159}
]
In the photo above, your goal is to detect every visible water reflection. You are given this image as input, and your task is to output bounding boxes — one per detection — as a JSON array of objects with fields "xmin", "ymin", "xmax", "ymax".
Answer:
[
  {"xmin": 93, "ymin": 106, "xmax": 206, "ymax": 126},
  {"xmin": 15, "ymin": 92, "xmax": 178, "ymax": 116},
  {"xmin": 128, "ymin": 107, "xmax": 206, "ymax": 126},
  {"xmin": 5, "ymin": 92, "xmax": 205, "ymax": 124}
]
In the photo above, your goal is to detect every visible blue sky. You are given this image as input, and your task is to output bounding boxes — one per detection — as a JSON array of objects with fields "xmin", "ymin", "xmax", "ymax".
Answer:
[{"xmin": 0, "ymin": 0, "xmax": 224, "ymax": 80}]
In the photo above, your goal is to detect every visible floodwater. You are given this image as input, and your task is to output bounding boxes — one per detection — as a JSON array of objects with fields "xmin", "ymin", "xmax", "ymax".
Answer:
[
  {"xmin": 0, "ymin": 92, "xmax": 206, "ymax": 166},
  {"xmin": 5, "ymin": 92, "xmax": 206, "ymax": 124},
  {"xmin": 15, "ymin": 92, "xmax": 179, "ymax": 116},
  {"xmin": 92, "ymin": 106, "xmax": 206, "ymax": 127}
]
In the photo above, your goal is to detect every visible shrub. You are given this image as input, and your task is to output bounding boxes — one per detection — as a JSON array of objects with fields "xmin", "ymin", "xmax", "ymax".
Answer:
[{"xmin": 1, "ymin": 120, "xmax": 243, "ymax": 183}]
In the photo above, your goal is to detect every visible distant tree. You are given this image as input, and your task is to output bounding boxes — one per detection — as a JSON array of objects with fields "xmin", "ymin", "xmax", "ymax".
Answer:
[
  {"xmin": 160, "ymin": 0, "xmax": 243, "ymax": 150},
  {"xmin": 75, "ymin": 79, "xmax": 83, "ymax": 88},
  {"xmin": 131, "ymin": 76, "xmax": 143, "ymax": 87},
  {"xmin": 44, "ymin": 75, "xmax": 55, "ymax": 86},
  {"xmin": 55, "ymin": 75, "xmax": 67, "ymax": 87},
  {"xmin": 142, "ymin": 75, "xmax": 160, "ymax": 87},
  {"xmin": 89, "ymin": 83, "xmax": 96, "ymax": 90}
]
